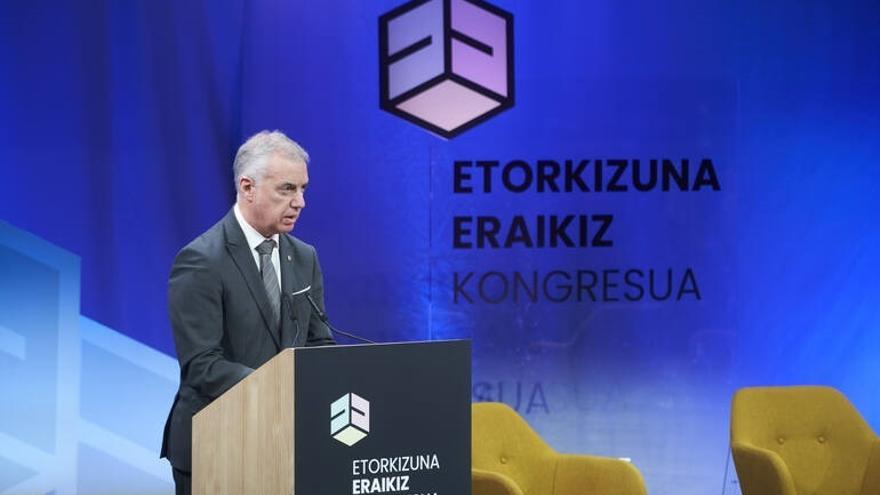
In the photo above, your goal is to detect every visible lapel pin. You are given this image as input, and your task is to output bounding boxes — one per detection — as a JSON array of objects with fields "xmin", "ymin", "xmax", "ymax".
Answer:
[{"xmin": 287, "ymin": 255, "xmax": 292, "ymax": 261}]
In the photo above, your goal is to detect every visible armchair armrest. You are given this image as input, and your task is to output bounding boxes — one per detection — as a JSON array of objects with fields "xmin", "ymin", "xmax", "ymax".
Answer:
[
  {"xmin": 472, "ymin": 468, "xmax": 524, "ymax": 495},
  {"xmin": 553, "ymin": 454, "xmax": 647, "ymax": 495},
  {"xmin": 731, "ymin": 441, "xmax": 797, "ymax": 495},
  {"xmin": 859, "ymin": 437, "xmax": 880, "ymax": 495}
]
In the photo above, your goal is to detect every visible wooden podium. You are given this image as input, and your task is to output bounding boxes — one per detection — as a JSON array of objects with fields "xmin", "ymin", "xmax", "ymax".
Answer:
[{"xmin": 192, "ymin": 340, "xmax": 471, "ymax": 494}]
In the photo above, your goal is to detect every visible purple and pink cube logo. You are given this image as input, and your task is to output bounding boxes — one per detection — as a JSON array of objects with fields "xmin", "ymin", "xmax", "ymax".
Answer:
[{"xmin": 379, "ymin": 0, "xmax": 514, "ymax": 138}]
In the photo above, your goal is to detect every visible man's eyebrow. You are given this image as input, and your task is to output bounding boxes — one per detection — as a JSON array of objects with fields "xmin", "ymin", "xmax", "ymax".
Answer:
[{"xmin": 278, "ymin": 181, "xmax": 307, "ymax": 189}]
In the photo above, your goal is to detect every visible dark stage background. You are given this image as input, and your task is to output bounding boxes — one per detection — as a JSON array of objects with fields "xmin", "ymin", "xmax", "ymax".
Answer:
[{"xmin": 1, "ymin": 0, "xmax": 878, "ymax": 493}]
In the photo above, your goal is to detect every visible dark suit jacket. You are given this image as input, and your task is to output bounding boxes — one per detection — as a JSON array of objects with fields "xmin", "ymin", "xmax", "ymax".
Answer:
[{"xmin": 160, "ymin": 208, "xmax": 335, "ymax": 471}]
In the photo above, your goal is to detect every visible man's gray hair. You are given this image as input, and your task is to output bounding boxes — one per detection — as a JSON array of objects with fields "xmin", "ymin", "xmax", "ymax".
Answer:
[{"xmin": 233, "ymin": 130, "xmax": 310, "ymax": 189}]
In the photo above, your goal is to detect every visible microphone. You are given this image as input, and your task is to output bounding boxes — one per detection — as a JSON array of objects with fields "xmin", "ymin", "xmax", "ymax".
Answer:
[
  {"xmin": 305, "ymin": 293, "xmax": 376, "ymax": 344},
  {"xmin": 286, "ymin": 284, "xmax": 311, "ymax": 344},
  {"xmin": 282, "ymin": 293, "xmax": 301, "ymax": 347},
  {"xmin": 289, "ymin": 287, "xmax": 376, "ymax": 344}
]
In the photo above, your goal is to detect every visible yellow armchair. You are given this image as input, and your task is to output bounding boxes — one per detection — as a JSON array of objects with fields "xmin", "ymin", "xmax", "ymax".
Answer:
[
  {"xmin": 731, "ymin": 385, "xmax": 880, "ymax": 495},
  {"xmin": 472, "ymin": 402, "xmax": 647, "ymax": 495}
]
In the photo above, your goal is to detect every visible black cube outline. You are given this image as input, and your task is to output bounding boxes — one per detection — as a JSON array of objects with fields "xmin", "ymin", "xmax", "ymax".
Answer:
[{"xmin": 379, "ymin": 0, "xmax": 515, "ymax": 139}]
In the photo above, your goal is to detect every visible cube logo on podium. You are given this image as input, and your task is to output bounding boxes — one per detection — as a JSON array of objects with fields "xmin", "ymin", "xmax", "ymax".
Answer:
[
  {"xmin": 379, "ymin": 0, "xmax": 514, "ymax": 138},
  {"xmin": 331, "ymin": 392, "xmax": 370, "ymax": 446}
]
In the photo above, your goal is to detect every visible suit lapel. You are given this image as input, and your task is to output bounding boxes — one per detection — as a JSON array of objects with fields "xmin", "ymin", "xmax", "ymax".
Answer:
[{"xmin": 222, "ymin": 210, "xmax": 281, "ymax": 351}]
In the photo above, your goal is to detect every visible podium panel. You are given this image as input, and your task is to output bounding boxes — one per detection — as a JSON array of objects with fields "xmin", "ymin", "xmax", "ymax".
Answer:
[{"xmin": 193, "ymin": 340, "xmax": 471, "ymax": 495}]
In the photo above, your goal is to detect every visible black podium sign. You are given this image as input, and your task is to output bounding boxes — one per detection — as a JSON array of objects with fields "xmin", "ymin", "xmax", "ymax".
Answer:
[{"xmin": 293, "ymin": 340, "xmax": 471, "ymax": 495}]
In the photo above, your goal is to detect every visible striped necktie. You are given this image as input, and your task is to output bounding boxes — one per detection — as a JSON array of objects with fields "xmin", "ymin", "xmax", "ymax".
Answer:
[{"xmin": 255, "ymin": 239, "xmax": 281, "ymax": 329}]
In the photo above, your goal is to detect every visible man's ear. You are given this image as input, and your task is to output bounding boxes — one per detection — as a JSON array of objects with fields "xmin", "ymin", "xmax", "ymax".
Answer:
[{"xmin": 239, "ymin": 176, "xmax": 256, "ymax": 201}]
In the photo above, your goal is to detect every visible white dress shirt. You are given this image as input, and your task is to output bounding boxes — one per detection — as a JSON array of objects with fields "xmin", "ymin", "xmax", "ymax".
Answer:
[{"xmin": 233, "ymin": 203, "xmax": 282, "ymax": 288}]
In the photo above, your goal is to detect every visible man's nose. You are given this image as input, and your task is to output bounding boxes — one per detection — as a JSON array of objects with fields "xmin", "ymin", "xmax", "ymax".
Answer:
[{"xmin": 291, "ymin": 191, "xmax": 305, "ymax": 209}]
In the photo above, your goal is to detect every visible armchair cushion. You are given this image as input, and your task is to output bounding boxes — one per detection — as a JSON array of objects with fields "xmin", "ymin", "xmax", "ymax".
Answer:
[
  {"xmin": 472, "ymin": 468, "xmax": 525, "ymax": 495},
  {"xmin": 554, "ymin": 454, "xmax": 647, "ymax": 495},
  {"xmin": 860, "ymin": 438, "xmax": 880, "ymax": 495},
  {"xmin": 731, "ymin": 441, "xmax": 797, "ymax": 495}
]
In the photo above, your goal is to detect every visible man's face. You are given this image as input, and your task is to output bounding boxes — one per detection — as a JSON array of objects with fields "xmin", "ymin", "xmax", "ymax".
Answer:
[{"xmin": 240, "ymin": 154, "xmax": 308, "ymax": 237}]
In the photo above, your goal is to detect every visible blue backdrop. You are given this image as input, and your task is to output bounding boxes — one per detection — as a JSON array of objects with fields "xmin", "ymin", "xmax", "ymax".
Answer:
[{"xmin": 1, "ymin": 0, "xmax": 878, "ymax": 494}]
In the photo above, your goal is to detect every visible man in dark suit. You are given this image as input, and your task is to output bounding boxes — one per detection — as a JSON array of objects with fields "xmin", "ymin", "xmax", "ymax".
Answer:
[{"xmin": 161, "ymin": 130, "xmax": 335, "ymax": 495}]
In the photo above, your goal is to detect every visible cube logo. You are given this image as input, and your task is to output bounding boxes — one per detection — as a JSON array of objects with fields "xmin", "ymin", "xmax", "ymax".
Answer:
[
  {"xmin": 379, "ymin": 0, "xmax": 514, "ymax": 138},
  {"xmin": 330, "ymin": 393, "xmax": 370, "ymax": 446}
]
